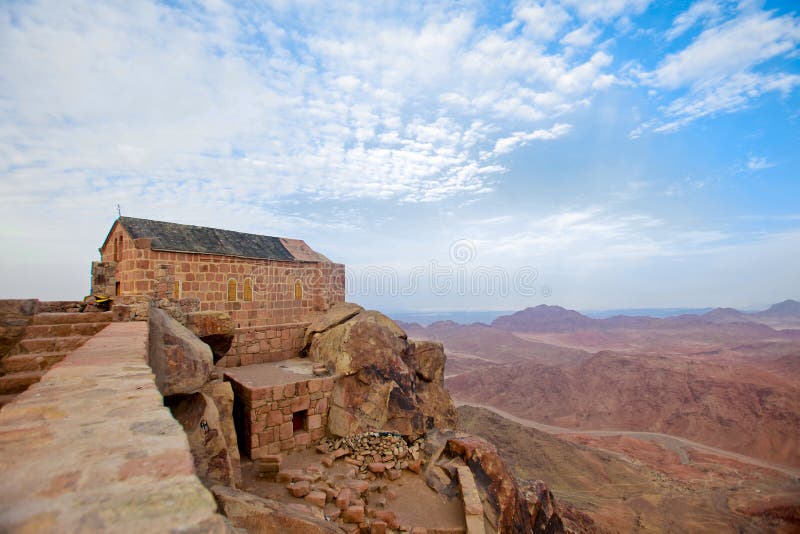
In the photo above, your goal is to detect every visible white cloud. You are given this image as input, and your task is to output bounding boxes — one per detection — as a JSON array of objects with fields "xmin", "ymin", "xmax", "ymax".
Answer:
[
  {"xmin": 514, "ymin": 1, "xmax": 572, "ymax": 41},
  {"xmin": 560, "ymin": 0, "xmax": 651, "ymax": 21},
  {"xmin": 561, "ymin": 23, "xmax": 602, "ymax": 47},
  {"xmin": 747, "ymin": 156, "xmax": 776, "ymax": 170},
  {"xmin": 665, "ymin": 0, "xmax": 723, "ymax": 41},
  {"xmin": 634, "ymin": 7, "xmax": 800, "ymax": 134},
  {"xmin": 0, "ymin": 0, "xmax": 617, "ymax": 215},
  {"xmin": 490, "ymin": 123, "xmax": 572, "ymax": 156}
]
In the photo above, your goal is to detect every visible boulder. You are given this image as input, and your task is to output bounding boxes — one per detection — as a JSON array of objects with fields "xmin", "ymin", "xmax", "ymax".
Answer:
[
  {"xmin": 301, "ymin": 302, "xmax": 364, "ymax": 352},
  {"xmin": 148, "ymin": 307, "xmax": 212, "ymax": 395},
  {"xmin": 405, "ymin": 340, "xmax": 446, "ymax": 383},
  {"xmin": 416, "ymin": 380, "xmax": 458, "ymax": 430},
  {"xmin": 201, "ymin": 380, "xmax": 242, "ymax": 487},
  {"xmin": 212, "ymin": 485, "xmax": 345, "ymax": 534},
  {"xmin": 186, "ymin": 312, "xmax": 235, "ymax": 363},
  {"xmin": 421, "ymin": 429, "xmax": 566, "ymax": 534},
  {"xmin": 168, "ymin": 389, "xmax": 240, "ymax": 488},
  {"xmin": 309, "ymin": 310, "xmax": 456, "ymax": 440}
]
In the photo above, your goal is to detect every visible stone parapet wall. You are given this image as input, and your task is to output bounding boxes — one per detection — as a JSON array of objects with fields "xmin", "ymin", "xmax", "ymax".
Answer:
[
  {"xmin": 228, "ymin": 374, "xmax": 333, "ymax": 459},
  {"xmin": 0, "ymin": 322, "xmax": 230, "ymax": 533},
  {"xmin": 223, "ymin": 322, "xmax": 309, "ymax": 367}
]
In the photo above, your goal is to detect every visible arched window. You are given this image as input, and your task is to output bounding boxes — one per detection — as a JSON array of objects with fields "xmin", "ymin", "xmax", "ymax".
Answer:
[
  {"xmin": 173, "ymin": 280, "xmax": 181, "ymax": 299},
  {"xmin": 227, "ymin": 279, "xmax": 237, "ymax": 302},
  {"xmin": 113, "ymin": 237, "xmax": 119, "ymax": 262},
  {"xmin": 294, "ymin": 280, "xmax": 303, "ymax": 301},
  {"xmin": 244, "ymin": 278, "xmax": 253, "ymax": 301}
]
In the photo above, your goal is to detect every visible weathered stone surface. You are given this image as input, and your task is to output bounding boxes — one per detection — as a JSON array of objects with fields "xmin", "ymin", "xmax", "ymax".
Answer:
[
  {"xmin": 302, "ymin": 302, "xmax": 364, "ymax": 352},
  {"xmin": 212, "ymin": 485, "xmax": 344, "ymax": 533},
  {"xmin": 416, "ymin": 379, "xmax": 458, "ymax": 430},
  {"xmin": 309, "ymin": 310, "xmax": 456, "ymax": 439},
  {"xmin": 201, "ymin": 381, "xmax": 242, "ymax": 487},
  {"xmin": 0, "ymin": 299, "xmax": 38, "ymax": 359},
  {"xmin": 168, "ymin": 382, "xmax": 241, "ymax": 489},
  {"xmin": 148, "ymin": 307, "xmax": 212, "ymax": 395},
  {"xmin": 423, "ymin": 429, "xmax": 566, "ymax": 534},
  {"xmin": 405, "ymin": 340, "xmax": 446, "ymax": 383},
  {"xmin": 0, "ymin": 323, "xmax": 229, "ymax": 533}
]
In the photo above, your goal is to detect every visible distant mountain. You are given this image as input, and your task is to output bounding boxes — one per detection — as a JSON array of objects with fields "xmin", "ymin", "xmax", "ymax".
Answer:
[
  {"xmin": 756, "ymin": 299, "xmax": 800, "ymax": 318},
  {"xmin": 702, "ymin": 307, "xmax": 750, "ymax": 323},
  {"xmin": 491, "ymin": 305, "xmax": 594, "ymax": 333}
]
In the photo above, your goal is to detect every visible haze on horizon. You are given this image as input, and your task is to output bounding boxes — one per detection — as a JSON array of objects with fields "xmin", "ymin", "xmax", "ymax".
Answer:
[{"xmin": 1, "ymin": 0, "xmax": 798, "ymax": 311}]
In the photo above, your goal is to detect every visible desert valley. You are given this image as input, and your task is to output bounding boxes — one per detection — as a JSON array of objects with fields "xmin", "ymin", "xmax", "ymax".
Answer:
[{"xmin": 399, "ymin": 300, "xmax": 800, "ymax": 532}]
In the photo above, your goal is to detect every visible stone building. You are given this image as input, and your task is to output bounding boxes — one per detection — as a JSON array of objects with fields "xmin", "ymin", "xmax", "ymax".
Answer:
[{"xmin": 91, "ymin": 216, "xmax": 345, "ymax": 366}]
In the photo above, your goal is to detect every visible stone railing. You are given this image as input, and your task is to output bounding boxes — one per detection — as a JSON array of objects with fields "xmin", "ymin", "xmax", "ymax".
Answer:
[{"xmin": 0, "ymin": 322, "xmax": 229, "ymax": 532}]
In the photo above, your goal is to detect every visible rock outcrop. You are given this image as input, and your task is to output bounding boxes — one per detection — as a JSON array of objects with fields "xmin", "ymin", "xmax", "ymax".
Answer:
[
  {"xmin": 148, "ymin": 307, "xmax": 213, "ymax": 396},
  {"xmin": 169, "ymin": 390, "xmax": 237, "ymax": 488},
  {"xmin": 423, "ymin": 429, "xmax": 566, "ymax": 534},
  {"xmin": 306, "ymin": 307, "xmax": 457, "ymax": 439},
  {"xmin": 302, "ymin": 302, "xmax": 364, "ymax": 351},
  {"xmin": 212, "ymin": 484, "xmax": 345, "ymax": 533}
]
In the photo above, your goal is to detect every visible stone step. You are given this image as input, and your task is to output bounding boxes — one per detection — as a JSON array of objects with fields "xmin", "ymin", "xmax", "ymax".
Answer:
[
  {"xmin": 0, "ymin": 370, "xmax": 45, "ymax": 395},
  {"xmin": 24, "ymin": 322, "xmax": 109, "ymax": 339},
  {"xmin": 1, "ymin": 352, "xmax": 68, "ymax": 373},
  {"xmin": 31, "ymin": 311, "xmax": 113, "ymax": 326},
  {"xmin": 15, "ymin": 336, "xmax": 91, "ymax": 354}
]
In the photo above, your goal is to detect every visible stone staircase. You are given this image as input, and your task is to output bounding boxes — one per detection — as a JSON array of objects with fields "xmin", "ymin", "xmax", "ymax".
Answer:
[{"xmin": 0, "ymin": 311, "xmax": 113, "ymax": 407}]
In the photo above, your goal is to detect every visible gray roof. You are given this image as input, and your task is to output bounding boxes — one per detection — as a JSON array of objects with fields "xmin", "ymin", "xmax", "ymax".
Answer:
[{"xmin": 115, "ymin": 217, "xmax": 303, "ymax": 261}]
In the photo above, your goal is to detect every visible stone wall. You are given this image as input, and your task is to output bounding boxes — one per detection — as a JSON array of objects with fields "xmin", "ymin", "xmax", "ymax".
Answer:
[
  {"xmin": 100, "ymin": 223, "xmax": 345, "ymax": 327},
  {"xmin": 90, "ymin": 261, "xmax": 117, "ymax": 296},
  {"xmin": 228, "ymin": 375, "xmax": 333, "ymax": 459},
  {"xmin": 0, "ymin": 299, "xmax": 38, "ymax": 359},
  {"xmin": 222, "ymin": 323, "xmax": 309, "ymax": 367},
  {"xmin": 0, "ymin": 322, "xmax": 229, "ymax": 532}
]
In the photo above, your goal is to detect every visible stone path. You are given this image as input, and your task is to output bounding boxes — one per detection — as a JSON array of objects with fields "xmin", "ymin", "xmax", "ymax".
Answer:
[{"xmin": 0, "ymin": 322, "xmax": 229, "ymax": 533}]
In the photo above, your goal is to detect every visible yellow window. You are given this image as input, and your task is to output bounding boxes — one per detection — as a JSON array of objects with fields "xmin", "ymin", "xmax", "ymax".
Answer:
[
  {"xmin": 294, "ymin": 280, "xmax": 303, "ymax": 300},
  {"xmin": 227, "ymin": 279, "xmax": 237, "ymax": 301}
]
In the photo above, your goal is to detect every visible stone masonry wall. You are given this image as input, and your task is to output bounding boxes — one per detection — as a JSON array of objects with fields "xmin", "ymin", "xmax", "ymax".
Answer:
[
  {"xmin": 0, "ymin": 322, "xmax": 228, "ymax": 532},
  {"xmin": 228, "ymin": 376, "xmax": 333, "ymax": 459},
  {"xmin": 0, "ymin": 299, "xmax": 38, "ymax": 360},
  {"xmin": 100, "ymin": 223, "xmax": 345, "ymax": 327},
  {"xmin": 222, "ymin": 323, "xmax": 308, "ymax": 367}
]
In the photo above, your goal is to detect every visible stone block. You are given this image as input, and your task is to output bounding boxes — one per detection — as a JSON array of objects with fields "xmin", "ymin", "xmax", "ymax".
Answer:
[
  {"xmin": 304, "ymin": 490, "xmax": 327, "ymax": 508},
  {"xmin": 288, "ymin": 480, "xmax": 311, "ymax": 498},
  {"xmin": 342, "ymin": 505, "xmax": 364, "ymax": 524},
  {"xmin": 307, "ymin": 414, "xmax": 322, "ymax": 430},
  {"xmin": 295, "ymin": 431, "xmax": 310, "ymax": 447},
  {"xmin": 292, "ymin": 395, "xmax": 310, "ymax": 412}
]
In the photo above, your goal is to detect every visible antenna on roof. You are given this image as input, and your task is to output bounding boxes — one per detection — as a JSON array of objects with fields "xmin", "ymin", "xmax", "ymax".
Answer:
[{"xmin": 117, "ymin": 204, "xmax": 122, "ymax": 218}]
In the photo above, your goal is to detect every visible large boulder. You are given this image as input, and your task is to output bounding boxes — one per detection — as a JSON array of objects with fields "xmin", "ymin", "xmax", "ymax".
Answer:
[
  {"xmin": 405, "ymin": 340, "xmax": 446, "ymax": 383},
  {"xmin": 307, "ymin": 308, "xmax": 456, "ymax": 440},
  {"xmin": 168, "ymin": 387, "xmax": 240, "ymax": 488},
  {"xmin": 201, "ymin": 380, "xmax": 242, "ymax": 487},
  {"xmin": 212, "ymin": 485, "xmax": 345, "ymax": 534},
  {"xmin": 302, "ymin": 302, "xmax": 364, "ymax": 352},
  {"xmin": 422, "ymin": 429, "xmax": 565, "ymax": 534},
  {"xmin": 148, "ymin": 307, "xmax": 213, "ymax": 396}
]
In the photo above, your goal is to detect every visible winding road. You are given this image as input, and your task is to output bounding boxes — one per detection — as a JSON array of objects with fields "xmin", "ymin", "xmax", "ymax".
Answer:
[{"xmin": 455, "ymin": 400, "xmax": 800, "ymax": 479}]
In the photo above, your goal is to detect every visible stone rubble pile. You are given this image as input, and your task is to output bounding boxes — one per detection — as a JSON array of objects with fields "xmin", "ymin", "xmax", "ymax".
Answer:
[{"xmin": 315, "ymin": 432, "xmax": 426, "ymax": 476}]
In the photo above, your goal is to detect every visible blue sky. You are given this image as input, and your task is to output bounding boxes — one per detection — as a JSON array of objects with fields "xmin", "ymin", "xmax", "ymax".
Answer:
[{"xmin": 1, "ymin": 0, "xmax": 798, "ymax": 311}]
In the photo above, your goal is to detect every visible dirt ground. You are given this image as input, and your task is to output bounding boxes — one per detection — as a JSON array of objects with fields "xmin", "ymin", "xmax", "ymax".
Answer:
[{"xmin": 239, "ymin": 447, "xmax": 468, "ymax": 532}]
